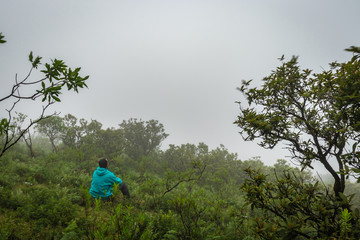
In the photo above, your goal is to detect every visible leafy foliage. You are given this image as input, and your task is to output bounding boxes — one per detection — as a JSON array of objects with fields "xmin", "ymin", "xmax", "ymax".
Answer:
[
  {"xmin": 35, "ymin": 116, "xmax": 64, "ymax": 152},
  {"xmin": 2, "ymin": 44, "xmax": 360, "ymax": 239},
  {"xmin": 235, "ymin": 47, "xmax": 360, "ymax": 197},
  {"xmin": 120, "ymin": 118, "xmax": 169, "ymax": 161},
  {"xmin": 1, "ymin": 114, "xmax": 360, "ymax": 239},
  {"xmin": 0, "ymin": 32, "xmax": 6, "ymax": 44},
  {"xmin": 0, "ymin": 33, "xmax": 89, "ymax": 157},
  {"xmin": 242, "ymin": 167, "xmax": 360, "ymax": 239},
  {"xmin": 0, "ymin": 120, "xmax": 272, "ymax": 239}
]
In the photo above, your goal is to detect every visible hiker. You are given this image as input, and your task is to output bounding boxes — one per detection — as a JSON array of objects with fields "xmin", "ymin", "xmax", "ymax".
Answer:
[{"xmin": 89, "ymin": 158, "xmax": 130, "ymax": 200}]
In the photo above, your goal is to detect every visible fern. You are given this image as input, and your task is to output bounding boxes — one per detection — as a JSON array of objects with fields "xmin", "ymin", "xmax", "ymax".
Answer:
[{"xmin": 340, "ymin": 208, "xmax": 352, "ymax": 239}]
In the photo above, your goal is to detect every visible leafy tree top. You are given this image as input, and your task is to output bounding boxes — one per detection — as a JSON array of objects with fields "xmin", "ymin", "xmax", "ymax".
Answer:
[{"xmin": 235, "ymin": 47, "xmax": 360, "ymax": 195}]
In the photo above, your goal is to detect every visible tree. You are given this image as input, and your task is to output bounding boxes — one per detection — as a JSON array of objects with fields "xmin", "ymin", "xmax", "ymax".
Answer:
[
  {"xmin": 0, "ymin": 32, "xmax": 89, "ymax": 157},
  {"xmin": 35, "ymin": 116, "xmax": 64, "ymax": 152},
  {"xmin": 235, "ymin": 47, "xmax": 360, "ymax": 196},
  {"xmin": 60, "ymin": 114, "xmax": 85, "ymax": 148},
  {"xmin": 120, "ymin": 118, "xmax": 169, "ymax": 160},
  {"xmin": 96, "ymin": 127, "xmax": 125, "ymax": 159},
  {"xmin": 161, "ymin": 143, "xmax": 207, "ymax": 196},
  {"xmin": 77, "ymin": 119, "xmax": 103, "ymax": 158},
  {"xmin": 4, "ymin": 112, "xmax": 38, "ymax": 157}
]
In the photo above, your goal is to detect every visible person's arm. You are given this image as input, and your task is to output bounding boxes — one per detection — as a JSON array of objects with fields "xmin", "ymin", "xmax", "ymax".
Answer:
[{"xmin": 110, "ymin": 172, "xmax": 122, "ymax": 185}]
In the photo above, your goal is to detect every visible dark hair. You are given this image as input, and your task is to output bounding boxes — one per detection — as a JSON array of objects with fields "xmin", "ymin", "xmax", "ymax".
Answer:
[{"xmin": 99, "ymin": 158, "xmax": 108, "ymax": 168}]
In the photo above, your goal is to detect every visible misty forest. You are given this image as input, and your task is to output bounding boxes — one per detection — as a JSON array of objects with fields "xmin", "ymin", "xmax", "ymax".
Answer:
[{"xmin": 2, "ymin": 32, "xmax": 360, "ymax": 240}]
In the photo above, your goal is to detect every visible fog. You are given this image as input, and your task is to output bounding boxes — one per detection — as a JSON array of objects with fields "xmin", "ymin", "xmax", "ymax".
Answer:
[{"xmin": 1, "ymin": 0, "xmax": 360, "ymax": 171}]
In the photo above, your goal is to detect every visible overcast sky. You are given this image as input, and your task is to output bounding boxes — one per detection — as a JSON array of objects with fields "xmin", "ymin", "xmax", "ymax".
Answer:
[{"xmin": 1, "ymin": 0, "xmax": 360, "ymax": 168}]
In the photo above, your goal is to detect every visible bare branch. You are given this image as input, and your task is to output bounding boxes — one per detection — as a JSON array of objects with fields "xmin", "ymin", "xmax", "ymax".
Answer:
[
  {"xmin": 0, "ymin": 101, "xmax": 56, "ymax": 157},
  {"xmin": 162, "ymin": 163, "xmax": 206, "ymax": 197}
]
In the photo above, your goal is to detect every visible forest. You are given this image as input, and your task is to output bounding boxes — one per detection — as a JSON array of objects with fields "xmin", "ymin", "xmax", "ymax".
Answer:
[
  {"xmin": 0, "ymin": 114, "xmax": 359, "ymax": 240},
  {"xmin": 1, "ymin": 31, "xmax": 360, "ymax": 239}
]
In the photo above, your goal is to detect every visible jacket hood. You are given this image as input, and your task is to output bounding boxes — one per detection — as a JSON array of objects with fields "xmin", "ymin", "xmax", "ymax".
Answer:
[{"xmin": 95, "ymin": 167, "xmax": 108, "ymax": 176}]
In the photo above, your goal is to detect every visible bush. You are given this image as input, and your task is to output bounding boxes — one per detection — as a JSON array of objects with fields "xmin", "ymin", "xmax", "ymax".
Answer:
[{"xmin": 242, "ymin": 168, "xmax": 360, "ymax": 239}]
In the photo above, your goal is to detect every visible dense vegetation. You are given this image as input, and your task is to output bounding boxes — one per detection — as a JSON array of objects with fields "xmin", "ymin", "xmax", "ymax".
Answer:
[
  {"xmin": 1, "ymin": 115, "xmax": 360, "ymax": 239},
  {"xmin": 2, "ymin": 32, "xmax": 360, "ymax": 239}
]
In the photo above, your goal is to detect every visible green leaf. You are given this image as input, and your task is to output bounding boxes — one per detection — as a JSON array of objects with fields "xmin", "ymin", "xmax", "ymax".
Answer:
[
  {"xmin": 352, "ymin": 142, "xmax": 358, "ymax": 152},
  {"xmin": 52, "ymin": 96, "xmax": 61, "ymax": 102},
  {"xmin": 33, "ymin": 56, "xmax": 42, "ymax": 68},
  {"xmin": 0, "ymin": 32, "xmax": 6, "ymax": 44},
  {"xmin": 29, "ymin": 51, "xmax": 33, "ymax": 62},
  {"xmin": 345, "ymin": 46, "xmax": 360, "ymax": 55},
  {"xmin": 0, "ymin": 118, "xmax": 9, "ymax": 135}
]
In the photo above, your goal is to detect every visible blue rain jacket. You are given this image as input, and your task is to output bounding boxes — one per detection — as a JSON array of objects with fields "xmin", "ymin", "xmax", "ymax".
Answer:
[{"xmin": 89, "ymin": 167, "xmax": 122, "ymax": 198}]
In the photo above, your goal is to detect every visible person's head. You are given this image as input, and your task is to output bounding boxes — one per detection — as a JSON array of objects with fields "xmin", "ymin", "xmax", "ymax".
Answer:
[{"xmin": 99, "ymin": 158, "xmax": 109, "ymax": 168}]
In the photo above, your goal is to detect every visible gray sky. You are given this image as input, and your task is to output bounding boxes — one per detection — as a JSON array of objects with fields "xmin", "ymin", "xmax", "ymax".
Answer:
[{"xmin": 1, "ymin": 0, "xmax": 360, "ymax": 167}]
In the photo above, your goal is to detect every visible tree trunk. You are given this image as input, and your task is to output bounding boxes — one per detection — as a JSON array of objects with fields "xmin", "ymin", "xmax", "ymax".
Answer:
[
  {"xmin": 320, "ymin": 157, "xmax": 344, "ymax": 196},
  {"xmin": 23, "ymin": 131, "xmax": 35, "ymax": 158}
]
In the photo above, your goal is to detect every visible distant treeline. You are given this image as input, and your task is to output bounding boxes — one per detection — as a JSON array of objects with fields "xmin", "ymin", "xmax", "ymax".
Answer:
[{"xmin": 0, "ymin": 114, "xmax": 360, "ymax": 239}]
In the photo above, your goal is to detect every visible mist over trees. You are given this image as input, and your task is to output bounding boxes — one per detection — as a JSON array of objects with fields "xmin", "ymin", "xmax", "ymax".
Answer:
[
  {"xmin": 2, "ymin": 111, "xmax": 360, "ymax": 239},
  {"xmin": 235, "ymin": 48, "xmax": 360, "ymax": 197},
  {"xmin": 0, "ymin": 32, "xmax": 89, "ymax": 158},
  {"xmin": 2, "ymin": 32, "xmax": 360, "ymax": 239},
  {"xmin": 235, "ymin": 46, "xmax": 360, "ymax": 238}
]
